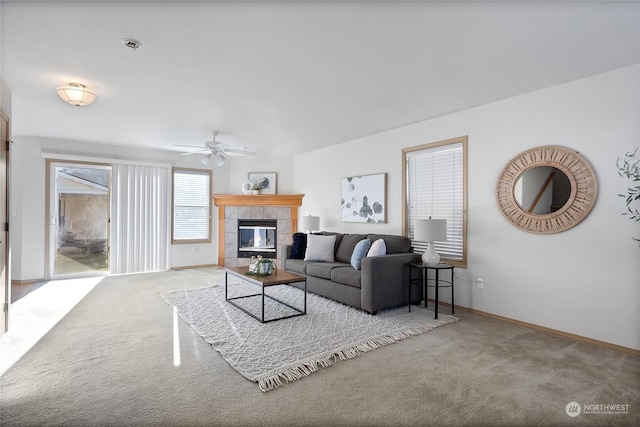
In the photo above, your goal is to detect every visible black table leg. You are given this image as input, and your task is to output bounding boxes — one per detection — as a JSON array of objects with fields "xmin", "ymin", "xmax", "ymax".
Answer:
[
  {"xmin": 262, "ymin": 286, "xmax": 265, "ymax": 323},
  {"xmin": 423, "ymin": 268, "xmax": 427, "ymax": 309},
  {"xmin": 451, "ymin": 270, "xmax": 455, "ymax": 315},
  {"xmin": 435, "ymin": 269, "xmax": 439, "ymax": 319}
]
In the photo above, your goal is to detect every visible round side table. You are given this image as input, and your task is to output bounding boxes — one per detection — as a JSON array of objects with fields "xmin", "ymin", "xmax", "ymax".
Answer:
[{"xmin": 408, "ymin": 262, "xmax": 454, "ymax": 319}]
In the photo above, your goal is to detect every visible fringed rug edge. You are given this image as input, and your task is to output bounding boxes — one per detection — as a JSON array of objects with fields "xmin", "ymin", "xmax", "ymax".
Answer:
[{"xmin": 256, "ymin": 314, "xmax": 459, "ymax": 392}]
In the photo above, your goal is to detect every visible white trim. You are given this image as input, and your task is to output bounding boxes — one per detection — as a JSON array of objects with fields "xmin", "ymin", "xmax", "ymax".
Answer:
[{"xmin": 40, "ymin": 151, "xmax": 173, "ymax": 169}]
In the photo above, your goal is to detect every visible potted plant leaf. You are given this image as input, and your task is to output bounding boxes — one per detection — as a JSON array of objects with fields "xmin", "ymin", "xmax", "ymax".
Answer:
[
  {"xmin": 248, "ymin": 255, "xmax": 276, "ymax": 275},
  {"xmin": 617, "ymin": 148, "xmax": 640, "ymax": 243}
]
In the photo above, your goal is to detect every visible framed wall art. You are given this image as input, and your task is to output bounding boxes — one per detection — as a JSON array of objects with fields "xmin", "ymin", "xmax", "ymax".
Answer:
[
  {"xmin": 248, "ymin": 172, "xmax": 277, "ymax": 194},
  {"xmin": 341, "ymin": 173, "xmax": 386, "ymax": 223}
]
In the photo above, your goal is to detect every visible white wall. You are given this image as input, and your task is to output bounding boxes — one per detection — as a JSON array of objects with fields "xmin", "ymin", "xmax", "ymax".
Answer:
[
  {"xmin": 228, "ymin": 150, "xmax": 295, "ymax": 195},
  {"xmin": 293, "ymin": 65, "xmax": 640, "ymax": 350},
  {"xmin": 10, "ymin": 137, "xmax": 231, "ymax": 280}
]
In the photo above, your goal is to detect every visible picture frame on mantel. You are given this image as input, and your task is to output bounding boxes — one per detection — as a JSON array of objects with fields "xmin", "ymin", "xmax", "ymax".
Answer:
[
  {"xmin": 341, "ymin": 173, "xmax": 386, "ymax": 223},
  {"xmin": 248, "ymin": 172, "xmax": 277, "ymax": 194}
]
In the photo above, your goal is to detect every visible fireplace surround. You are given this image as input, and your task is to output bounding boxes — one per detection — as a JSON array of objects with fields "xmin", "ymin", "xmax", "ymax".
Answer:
[{"xmin": 212, "ymin": 194, "xmax": 304, "ymax": 268}]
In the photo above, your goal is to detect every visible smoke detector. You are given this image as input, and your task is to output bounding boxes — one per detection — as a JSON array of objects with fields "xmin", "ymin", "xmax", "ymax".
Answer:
[{"xmin": 121, "ymin": 38, "xmax": 142, "ymax": 50}]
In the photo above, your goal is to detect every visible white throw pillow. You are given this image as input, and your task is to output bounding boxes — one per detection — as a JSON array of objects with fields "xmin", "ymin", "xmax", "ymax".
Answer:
[
  {"xmin": 304, "ymin": 234, "xmax": 337, "ymax": 262},
  {"xmin": 367, "ymin": 238, "xmax": 387, "ymax": 257}
]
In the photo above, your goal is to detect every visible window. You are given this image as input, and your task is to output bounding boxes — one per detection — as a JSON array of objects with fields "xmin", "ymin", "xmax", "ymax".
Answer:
[
  {"xmin": 172, "ymin": 168, "xmax": 212, "ymax": 243},
  {"xmin": 403, "ymin": 136, "xmax": 467, "ymax": 268}
]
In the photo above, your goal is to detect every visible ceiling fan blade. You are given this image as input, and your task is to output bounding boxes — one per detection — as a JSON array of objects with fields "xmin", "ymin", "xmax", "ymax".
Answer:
[
  {"xmin": 174, "ymin": 144, "xmax": 208, "ymax": 148},
  {"xmin": 180, "ymin": 149, "xmax": 211, "ymax": 155},
  {"xmin": 222, "ymin": 147, "xmax": 256, "ymax": 156}
]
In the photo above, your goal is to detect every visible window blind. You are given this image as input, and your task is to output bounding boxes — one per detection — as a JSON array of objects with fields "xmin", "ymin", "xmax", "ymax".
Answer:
[
  {"xmin": 173, "ymin": 170, "xmax": 211, "ymax": 242},
  {"xmin": 111, "ymin": 164, "xmax": 171, "ymax": 274},
  {"xmin": 406, "ymin": 141, "xmax": 465, "ymax": 265}
]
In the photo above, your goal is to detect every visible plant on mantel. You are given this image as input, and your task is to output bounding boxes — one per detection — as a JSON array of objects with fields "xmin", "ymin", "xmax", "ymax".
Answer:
[{"xmin": 617, "ymin": 148, "xmax": 640, "ymax": 244}]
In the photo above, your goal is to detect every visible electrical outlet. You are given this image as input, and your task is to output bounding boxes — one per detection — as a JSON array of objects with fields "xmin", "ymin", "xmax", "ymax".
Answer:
[{"xmin": 476, "ymin": 278, "xmax": 484, "ymax": 289}]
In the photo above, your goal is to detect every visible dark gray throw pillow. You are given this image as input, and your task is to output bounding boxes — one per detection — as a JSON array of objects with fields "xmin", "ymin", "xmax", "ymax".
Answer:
[{"xmin": 291, "ymin": 232, "xmax": 307, "ymax": 259}]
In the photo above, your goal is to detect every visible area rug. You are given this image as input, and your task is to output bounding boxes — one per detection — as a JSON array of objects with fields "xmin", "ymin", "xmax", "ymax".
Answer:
[{"xmin": 160, "ymin": 282, "xmax": 458, "ymax": 392}]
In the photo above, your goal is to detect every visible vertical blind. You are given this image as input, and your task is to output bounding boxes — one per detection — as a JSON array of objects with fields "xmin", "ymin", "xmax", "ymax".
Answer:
[
  {"xmin": 406, "ymin": 141, "xmax": 465, "ymax": 264},
  {"xmin": 172, "ymin": 170, "xmax": 211, "ymax": 241},
  {"xmin": 111, "ymin": 164, "xmax": 171, "ymax": 274}
]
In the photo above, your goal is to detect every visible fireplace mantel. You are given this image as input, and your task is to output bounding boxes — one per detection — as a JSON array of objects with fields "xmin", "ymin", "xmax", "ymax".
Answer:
[
  {"xmin": 212, "ymin": 194, "xmax": 304, "ymax": 267},
  {"xmin": 213, "ymin": 194, "xmax": 304, "ymax": 207}
]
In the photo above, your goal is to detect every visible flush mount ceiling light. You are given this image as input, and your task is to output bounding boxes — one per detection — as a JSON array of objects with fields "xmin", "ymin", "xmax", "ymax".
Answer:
[{"xmin": 56, "ymin": 83, "xmax": 97, "ymax": 107}]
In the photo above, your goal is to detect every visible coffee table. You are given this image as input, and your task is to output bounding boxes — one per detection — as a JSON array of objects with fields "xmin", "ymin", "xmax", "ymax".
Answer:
[{"xmin": 224, "ymin": 266, "xmax": 307, "ymax": 323}]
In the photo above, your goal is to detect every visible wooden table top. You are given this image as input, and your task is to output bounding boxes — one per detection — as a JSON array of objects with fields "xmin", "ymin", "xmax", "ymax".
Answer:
[{"xmin": 225, "ymin": 266, "xmax": 306, "ymax": 286}]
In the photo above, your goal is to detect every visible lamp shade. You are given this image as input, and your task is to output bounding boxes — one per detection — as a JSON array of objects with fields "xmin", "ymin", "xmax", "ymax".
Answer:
[
  {"xmin": 300, "ymin": 215, "xmax": 320, "ymax": 231},
  {"xmin": 415, "ymin": 218, "xmax": 447, "ymax": 242},
  {"xmin": 56, "ymin": 83, "xmax": 96, "ymax": 107},
  {"xmin": 213, "ymin": 153, "xmax": 227, "ymax": 166},
  {"xmin": 415, "ymin": 218, "xmax": 447, "ymax": 265}
]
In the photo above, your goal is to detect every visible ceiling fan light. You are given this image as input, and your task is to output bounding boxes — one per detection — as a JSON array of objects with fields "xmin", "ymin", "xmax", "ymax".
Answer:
[
  {"xmin": 200, "ymin": 155, "xmax": 211, "ymax": 166},
  {"xmin": 214, "ymin": 153, "xmax": 227, "ymax": 166},
  {"xmin": 57, "ymin": 83, "xmax": 97, "ymax": 107}
]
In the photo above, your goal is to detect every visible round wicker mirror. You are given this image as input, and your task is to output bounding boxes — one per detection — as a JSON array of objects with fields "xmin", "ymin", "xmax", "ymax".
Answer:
[{"xmin": 496, "ymin": 145, "xmax": 597, "ymax": 234}]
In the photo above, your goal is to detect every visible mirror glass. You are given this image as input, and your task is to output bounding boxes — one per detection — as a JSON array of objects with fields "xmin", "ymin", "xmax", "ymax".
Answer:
[{"xmin": 514, "ymin": 166, "xmax": 572, "ymax": 215}]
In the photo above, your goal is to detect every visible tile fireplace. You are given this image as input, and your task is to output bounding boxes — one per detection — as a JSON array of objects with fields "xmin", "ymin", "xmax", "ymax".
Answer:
[{"xmin": 212, "ymin": 194, "xmax": 304, "ymax": 268}]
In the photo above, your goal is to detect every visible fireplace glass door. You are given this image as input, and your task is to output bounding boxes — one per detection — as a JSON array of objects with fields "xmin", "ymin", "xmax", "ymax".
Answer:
[{"xmin": 238, "ymin": 220, "xmax": 277, "ymax": 258}]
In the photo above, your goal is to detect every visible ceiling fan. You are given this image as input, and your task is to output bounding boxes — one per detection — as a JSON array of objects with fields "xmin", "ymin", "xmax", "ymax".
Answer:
[{"xmin": 174, "ymin": 131, "xmax": 256, "ymax": 166}]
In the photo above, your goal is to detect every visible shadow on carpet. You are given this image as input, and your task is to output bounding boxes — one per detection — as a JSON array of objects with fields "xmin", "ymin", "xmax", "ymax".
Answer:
[{"xmin": 160, "ymin": 283, "xmax": 458, "ymax": 391}]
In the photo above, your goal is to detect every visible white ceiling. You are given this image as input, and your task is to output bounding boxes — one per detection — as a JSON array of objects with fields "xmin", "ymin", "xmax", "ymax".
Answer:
[{"xmin": 1, "ymin": 1, "xmax": 639, "ymax": 158}]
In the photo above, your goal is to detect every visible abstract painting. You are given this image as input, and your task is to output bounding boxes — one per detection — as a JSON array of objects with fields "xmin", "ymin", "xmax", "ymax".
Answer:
[{"xmin": 341, "ymin": 173, "xmax": 386, "ymax": 223}]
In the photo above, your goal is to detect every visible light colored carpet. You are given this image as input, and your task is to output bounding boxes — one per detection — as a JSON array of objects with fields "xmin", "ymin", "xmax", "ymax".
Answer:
[
  {"xmin": 160, "ymin": 282, "xmax": 458, "ymax": 391},
  {"xmin": 0, "ymin": 277, "xmax": 103, "ymax": 376},
  {"xmin": 2, "ymin": 268, "xmax": 639, "ymax": 426}
]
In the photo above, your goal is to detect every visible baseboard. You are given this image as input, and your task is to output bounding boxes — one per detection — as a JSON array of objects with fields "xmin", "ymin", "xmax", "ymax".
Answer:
[
  {"xmin": 11, "ymin": 278, "xmax": 45, "ymax": 285},
  {"xmin": 427, "ymin": 299, "xmax": 640, "ymax": 356},
  {"xmin": 171, "ymin": 264, "xmax": 219, "ymax": 271}
]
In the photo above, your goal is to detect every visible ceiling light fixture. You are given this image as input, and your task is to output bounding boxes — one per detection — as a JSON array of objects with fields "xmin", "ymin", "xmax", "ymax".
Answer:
[
  {"xmin": 200, "ymin": 155, "xmax": 211, "ymax": 166},
  {"xmin": 56, "ymin": 83, "xmax": 97, "ymax": 107},
  {"xmin": 214, "ymin": 153, "xmax": 227, "ymax": 166}
]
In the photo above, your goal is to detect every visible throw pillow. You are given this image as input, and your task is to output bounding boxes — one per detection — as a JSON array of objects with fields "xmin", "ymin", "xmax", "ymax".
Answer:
[
  {"xmin": 350, "ymin": 239, "xmax": 371, "ymax": 270},
  {"xmin": 290, "ymin": 232, "xmax": 307, "ymax": 259},
  {"xmin": 367, "ymin": 238, "xmax": 387, "ymax": 257},
  {"xmin": 304, "ymin": 234, "xmax": 337, "ymax": 262}
]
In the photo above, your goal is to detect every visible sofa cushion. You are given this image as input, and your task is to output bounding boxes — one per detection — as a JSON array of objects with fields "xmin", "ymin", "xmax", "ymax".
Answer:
[
  {"xmin": 290, "ymin": 232, "xmax": 307, "ymax": 259},
  {"xmin": 367, "ymin": 234, "xmax": 411, "ymax": 254},
  {"xmin": 306, "ymin": 262, "xmax": 349, "ymax": 280},
  {"xmin": 350, "ymin": 239, "xmax": 371, "ymax": 270},
  {"xmin": 367, "ymin": 238, "xmax": 387, "ymax": 257},
  {"xmin": 335, "ymin": 234, "xmax": 368, "ymax": 263},
  {"xmin": 331, "ymin": 266, "xmax": 362, "ymax": 288},
  {"xmin": 285, "ymin": 259, "xmax": 309, "ymax": 275},
  {"xmin": 304, "ymin": 234, "xmax": 336, "ymax": 262}
]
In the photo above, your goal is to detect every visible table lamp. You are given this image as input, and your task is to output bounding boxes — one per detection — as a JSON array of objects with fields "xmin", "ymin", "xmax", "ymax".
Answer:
[
  {"xmin": 415, "ymin": 217, "xmax": 447, "ymax": 265},
  {"xmin": 300, "ymin": 215, "xmax": 320, "ymax": 233}
]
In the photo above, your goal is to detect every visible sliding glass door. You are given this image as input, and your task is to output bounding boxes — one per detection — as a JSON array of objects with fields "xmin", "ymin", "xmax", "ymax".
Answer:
[{"xmin": 49, "ymin": 163, "xmax": 111, "ymax": 278}]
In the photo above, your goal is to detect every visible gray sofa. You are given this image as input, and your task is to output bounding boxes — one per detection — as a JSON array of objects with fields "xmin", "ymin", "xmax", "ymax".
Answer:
[{"xmin": 282, "ymin": 232, "xmax": 422, "ymax": 314}]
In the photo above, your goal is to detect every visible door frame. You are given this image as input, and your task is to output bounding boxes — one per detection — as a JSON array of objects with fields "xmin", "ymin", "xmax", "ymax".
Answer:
[
  {"xmin": 1, "ymin": 111, "xmax": 10, "ymax": 334},
  {"xmin": 46, "ymin": 160, "xmax": 111, "ymax": 280}
]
